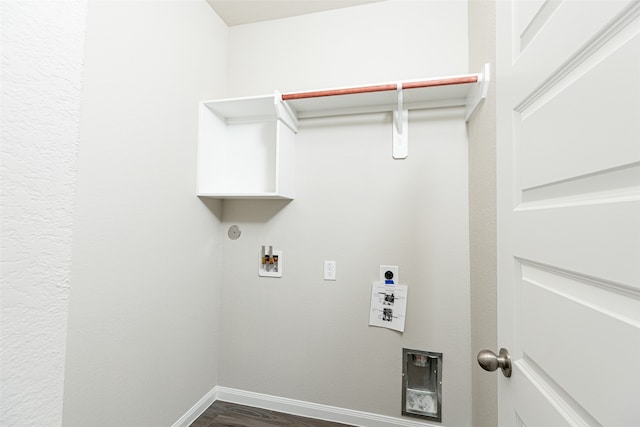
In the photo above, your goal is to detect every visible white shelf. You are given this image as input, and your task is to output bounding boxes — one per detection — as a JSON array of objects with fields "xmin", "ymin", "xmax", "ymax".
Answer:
[
  {"xmin": 197, "ymin": 192, "xmax": 293, "ymax": 200},
  {"xmin": 284, "ymin": 75, "xmax": 482, "ymax": 120},
  {"xmin": 196, "ymin": 94, "xmax": 296, "ymax": 200},
  {"xmin": 196, "ymin": 66, "xmax": 490, "ymax": 200}
]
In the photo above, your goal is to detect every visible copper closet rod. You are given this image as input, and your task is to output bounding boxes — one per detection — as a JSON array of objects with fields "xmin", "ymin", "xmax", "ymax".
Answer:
[{"xmin": 281, "ymin": 75, "xmax": 479, "ymax": 101}]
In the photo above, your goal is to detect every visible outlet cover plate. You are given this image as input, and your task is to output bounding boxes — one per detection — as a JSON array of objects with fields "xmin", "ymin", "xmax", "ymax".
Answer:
[
  {"xmin": 324, "ymin": 260, "xmax": 336, "ymax": 281},
  {"xmin": 380, "ymin": 265, "xmax": 399, "ymax": 284}
]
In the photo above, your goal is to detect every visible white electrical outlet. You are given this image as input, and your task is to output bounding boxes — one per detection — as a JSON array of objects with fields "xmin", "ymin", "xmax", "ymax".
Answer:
[
  {"xmin": 380, "ymin": 265, "xmax": 399, "ymax": 283},
  {"xmin": 324, "ymin": 260, "xmax": 336, "ymax": 281}
]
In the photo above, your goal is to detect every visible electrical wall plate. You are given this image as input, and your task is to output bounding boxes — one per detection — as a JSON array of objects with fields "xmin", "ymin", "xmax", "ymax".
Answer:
[
  {"xmin": 324, "ymin": 260, "xmax": 336, "ymax": 281},
  {"xmin": 259, "ymin": 245, "xmax": 282, "ymax": 278},
  {"xmin": 380, "ymin": 265, "xmax": 399, "ymax": 284}
]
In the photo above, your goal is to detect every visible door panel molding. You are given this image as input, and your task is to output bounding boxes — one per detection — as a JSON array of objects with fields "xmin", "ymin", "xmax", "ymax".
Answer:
[
  {"xmin": 511, "ymin": 1, "xmax": 637, "ymax": 102},
  {"xmin": 517, "ymin": 0, "xmax": 564, "ymax": 53},
  {"xmin": 516, "ymin": 355, "xmax": 602, "ymax": 427},
  {"xmin": 513, "ymin": 203, "xmax": 640, "ymax": 287},
  {"xmin": 518, "ymin": 258, "xmax": 640, "ymax": 305},
  {"xmin": 518, "ymin": 162, "xmax": 640, "ymax": 210},
  {"xmin": 518, "ymin": 275, "xmax": 640, "ymax": 426}
]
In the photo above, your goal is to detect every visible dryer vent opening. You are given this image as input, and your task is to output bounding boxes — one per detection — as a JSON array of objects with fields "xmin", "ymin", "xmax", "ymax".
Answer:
[{"xmin": 402, "ymin": 348, "xmax": 442, "ymax": 422}]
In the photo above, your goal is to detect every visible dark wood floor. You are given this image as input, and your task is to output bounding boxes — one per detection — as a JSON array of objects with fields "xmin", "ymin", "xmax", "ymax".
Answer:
[{"xmin": 190, "ymin": 400, "xmax": 355, "ymax": 427}]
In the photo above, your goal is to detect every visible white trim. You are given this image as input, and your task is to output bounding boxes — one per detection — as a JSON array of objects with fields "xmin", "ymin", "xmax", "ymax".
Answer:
[
  {"xmin": 171, "ymin": 386, "xmax": 218, "ymax": 427},
  {"xmin": 213, "ymin": 386, "xmax": 444, "ymax": 427},
  {"xmin": 173, "ymin": 385, "xmax": 446, "ymax": 427}
]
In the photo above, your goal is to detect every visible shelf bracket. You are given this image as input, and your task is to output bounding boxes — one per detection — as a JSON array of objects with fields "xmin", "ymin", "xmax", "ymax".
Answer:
[
  {"xmin": 465, "ymin": 63, "xmax": 491, "ymax": 121},
  {"xmin": 393, "ymin": 82, "xmax": 408, "ymax": 159},
  {"xmin": 274, "ymin": 90, "xmax": 299, "ymax": 133}
]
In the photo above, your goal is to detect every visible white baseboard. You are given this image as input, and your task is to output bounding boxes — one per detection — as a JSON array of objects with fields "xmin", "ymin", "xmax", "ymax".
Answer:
[
  {"xmin": 171, "ymin": 386, "xmax": 217, "ymax": 427},
  {"xmin": 174, "ymin": 385, "xmax": 444, "ymax": 427}
]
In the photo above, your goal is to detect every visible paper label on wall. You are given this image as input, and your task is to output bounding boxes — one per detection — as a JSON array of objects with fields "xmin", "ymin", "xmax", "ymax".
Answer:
[{"xmin": 369, "ymin": 281, "xmax": 408, "ymax": 332}]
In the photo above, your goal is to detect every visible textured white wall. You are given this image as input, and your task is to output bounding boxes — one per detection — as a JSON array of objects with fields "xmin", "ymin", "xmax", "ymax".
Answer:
[
  {"xmin": 468, "ymin": 1, "xmax": 498, "ymax": 426},
  {"xmin": 220, "ymin": 2, "xmax": 472, "ymax": 425},
  {"xmin": 0, "ymin": 2, "xmax": 87, "ymax": 425},
  {"xmin": 61, "ymin": 1, "xmax": 227, "ymax": 425}
]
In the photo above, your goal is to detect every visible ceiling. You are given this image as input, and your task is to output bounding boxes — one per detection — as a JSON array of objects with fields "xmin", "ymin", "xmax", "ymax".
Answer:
[{"xmin": 207, "ymin": 0, "xmax": 385, "ymax": 26}]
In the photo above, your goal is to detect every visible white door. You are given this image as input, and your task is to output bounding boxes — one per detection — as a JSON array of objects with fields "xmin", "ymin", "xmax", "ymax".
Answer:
[{"xmin": 496, "ymin": 1, "xmax": 640, "ymax": 426}]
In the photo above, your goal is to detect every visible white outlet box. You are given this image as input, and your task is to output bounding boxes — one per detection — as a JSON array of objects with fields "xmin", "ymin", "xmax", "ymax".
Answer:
[
  {"xmin": 324, "ymin": 260, "xmax": 336, "ymax": 281},
  {"xmin": 259, "ymin": 246, "xmax": 282, "ymax": 278},
  {"xmin": 380, "ymin": 265, "xmax": 399, "ymax": 283}
]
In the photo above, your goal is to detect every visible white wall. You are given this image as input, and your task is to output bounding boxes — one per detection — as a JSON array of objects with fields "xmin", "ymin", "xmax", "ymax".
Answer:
[
  {"xmin": 219, "ymin": 2, "xmax": 472, "ymax": 425},
  {"xmin": 2, "ymin": 2, "xmax": 482, "ymax": 425},
  {"xmin": 226, "ymin": 0, "xmax": 470, "ymax": 97},
  {"xmin": 0, "ymin": 2, "xmax": 87, "ymax": 425},
  {"xmin": 468, "ymin": 2, "xmax": 498, "ymax": 426},
  {"xmin": 61, "ymin": 2, "xmax": 227, "ymax": 425}
]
